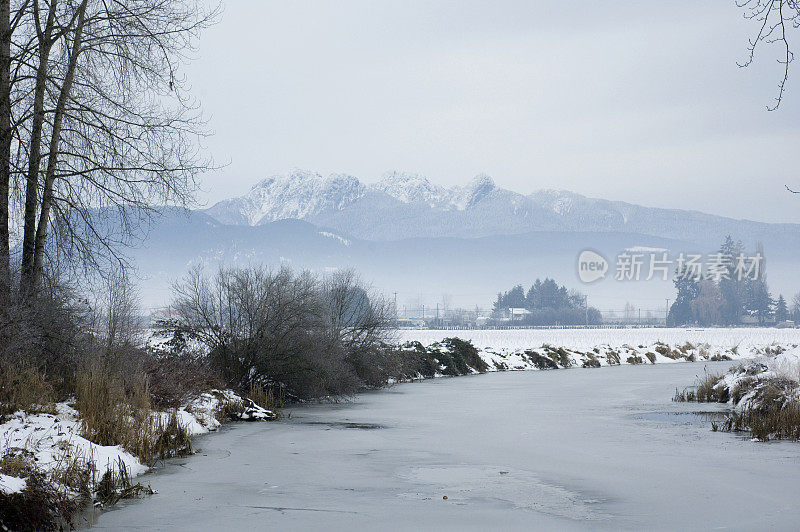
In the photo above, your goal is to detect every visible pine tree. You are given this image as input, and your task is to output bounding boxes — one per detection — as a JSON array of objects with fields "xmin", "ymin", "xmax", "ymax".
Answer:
[
  {"xmin": 525, "ymin": 279, "xmax": 543, "ymax": 309},
  {"xmin": 775, "ymin": 294, "xmax": 789, "ymax": 322},
  {"xmin": 669, "ymin": 264, "xmax": 700, "ymax": 326},
  {"xmin": 691, "ymin": 280, "xmax": 724, "ymax": 326},
  {"xmin": 745, "ymin": 277, "xmax": 773, "ymax": 325},
  {"xmin": 506, "ymin": 285, "xmax": 526, "ymax": 308},
  {"xmin": 492, "ymin": 292, "xmax": 504, "ymax": 313},
  {"xmin": 717, "ymin": 235, "xmax": 745, "ymax": 325}
]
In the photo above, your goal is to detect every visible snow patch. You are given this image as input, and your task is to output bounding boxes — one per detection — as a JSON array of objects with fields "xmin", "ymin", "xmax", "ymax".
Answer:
[
  {"xmin": 0, "ymin": 473, "xmax": 27, "ymax": 494},
  {"xmin": 318, "ymin": 231, "xmax": 351, "ymax": 246}
]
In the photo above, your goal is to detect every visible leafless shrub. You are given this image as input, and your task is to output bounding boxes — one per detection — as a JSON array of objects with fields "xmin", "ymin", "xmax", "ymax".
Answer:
[
  {"xmin": 0, "ymin": 273, "xmax": 92, "ymax": 399},
  {"xmin": 169, "ymin": 266, "xmax": 394, "ymax": 399},
  {"xmin": 142, "ymin": 351, "xmax": 222, "ymax": 410}
]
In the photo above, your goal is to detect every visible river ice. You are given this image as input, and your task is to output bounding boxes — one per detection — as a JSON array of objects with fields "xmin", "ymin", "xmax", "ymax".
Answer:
[{"xmin": 92, "ymin": 361, "xmax": 800, "ymax": 530}]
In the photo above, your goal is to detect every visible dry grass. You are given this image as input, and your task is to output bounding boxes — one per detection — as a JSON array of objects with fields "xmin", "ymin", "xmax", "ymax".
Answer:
[
  {"xmin": 654, "ymin": 343, "xmax": 681, "ymax": 360},
  {"xmin": 696, "ymin": 372, "xmax": 727, "ymax": 402},
  {"xmin": 75, "ymin": 361, "xmax": 192, "ymax": 465},
  {"xmin": 542, "ymin": 345, "xmax": 572, "ymax": 368},
  {"xmin": 0, "ymin": 364, "xmax": 56, "ymax": 421},
  {"xmin": 674, "ymin": 372, "xmax": 726, "ymax": 403},
  {"xmin": 673, "ymin": 387, "xmax": 696, "ymax": 402},
  {"xmin": 94, "ymin": 457, "xmax": 154, "ymax": 506},
  {"xmin": 248, "ymin": 382, "xmax": 283, "ymax": 412},
  {"xmin": 719, "ymin": 402, "xmax": 800, "ymax": 441},
  {"xmin": 582, "ymin": 356, "xmax": 601, "ymax": 368},
  {"xmin": 730, "ymin": 376, "xmax": 758, "ymax": 404}
]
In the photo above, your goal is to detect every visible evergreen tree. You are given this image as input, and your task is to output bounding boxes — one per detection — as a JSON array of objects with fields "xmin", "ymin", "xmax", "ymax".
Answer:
[
  {"xmin": 494, "ymin": 279, "xmax": 596, "ymax": 325},
  {"xmin": 745, "ymin": 277, "xmax": 773, "ymax": 325},
  {"xmin": 717, "ymin": 235, "xmax": 745, "ymax": 325},
  {"xmin": 505, "ymin": 285, "xmax": 526, "ymax": 308},
  {"xmin": 691, "ymin": 280, "xmax": 724, "ymax": 326},
  {"xmin": 492, "ymin": 292, "xmax": 504, "ymax": 313},
  {"xmin": 525, "ymin": 279, "xmax": 543, "ymax": 309},
  {"xmin": 538, "ymin": 278, "xmax": 561, "ymax": 309},
  {"xmin": 669, "ymin": 265, "xmax": 700, "ymax": 326},
  {"xmin": 775, "ymin": 294, "xmax": 789, "ymax": 322}
]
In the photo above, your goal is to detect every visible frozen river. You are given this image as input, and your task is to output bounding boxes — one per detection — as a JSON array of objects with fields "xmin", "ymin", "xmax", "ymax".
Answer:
[{"xmin": 93, "ymin": 362, "xmax": 800, "ymax": 530}]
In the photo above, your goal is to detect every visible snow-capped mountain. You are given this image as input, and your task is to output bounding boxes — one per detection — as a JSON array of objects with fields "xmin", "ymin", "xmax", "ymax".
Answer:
[
  {"xmin": 206, "ymin": 169, "xmax": 366, "ymax": 225},
  {"xmin": 204, "ymin": 169, "xmax": 800, "ymax": 249},
  {"xmin": 205, "ymin": 169, "xmax": 503, "ymax": 225}
]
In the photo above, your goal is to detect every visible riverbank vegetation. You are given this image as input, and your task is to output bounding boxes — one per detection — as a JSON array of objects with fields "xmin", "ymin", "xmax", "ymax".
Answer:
[{"xmin": 674, "ymin": 349, "xmax": 800, "ymax": 441}]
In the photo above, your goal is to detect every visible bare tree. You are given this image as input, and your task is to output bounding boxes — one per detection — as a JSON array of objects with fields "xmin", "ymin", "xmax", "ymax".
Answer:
[
  {"xmin": 791, "ymin": 291, "xmax": 800, "ymax": 320},
  {"xmin": 169, "ymin": 266, "xmax": 395, "ymax": 398},
  {"xmin": 0, "ymin": 0, "xmax": 11, "ymax": 303},
  {"xmin": 738, "ymin": 0, "xmax": 800, "ymax": 110},
  {"xmin": 324, "ymin": 268, "xmax": 394, "ymax": 356},
  {"xmin": 0, "ymin": 0, "xmax": 216, "ymax": 303},
  {"xmin": 89, "ymin": 267, "xmax": 142, "ymax": 351}
]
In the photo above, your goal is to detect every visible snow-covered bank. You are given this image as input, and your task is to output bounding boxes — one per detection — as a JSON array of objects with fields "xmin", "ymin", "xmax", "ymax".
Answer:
[
  {"xmin": 713, "ymin": 347, "xmax": 800, "ymax": 407},
  {"xmin": 0, "ymin": 389, "xmax": 275, "ymax": 521},
  {"xmin": 676, "ymin": 347, "xmax": 800, "ymax": 440},
  {"xmin": 400, "ymin": 328, "xmax": 799, "ymax": 371}
]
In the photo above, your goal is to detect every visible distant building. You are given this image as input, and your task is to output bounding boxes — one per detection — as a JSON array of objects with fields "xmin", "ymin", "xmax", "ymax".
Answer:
[
  {"xmin": 396, "ymin": 317, "xmax": 426, "ymax": 328},
  {"xmin": 507, "ymin": 308, "xmax": 531, "ymax": 321}
]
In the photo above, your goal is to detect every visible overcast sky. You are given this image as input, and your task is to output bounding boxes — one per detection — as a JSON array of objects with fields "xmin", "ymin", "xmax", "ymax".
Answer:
[{"xmin": 186, "ymin": 1, "xmax": 800, "ymax": 223}]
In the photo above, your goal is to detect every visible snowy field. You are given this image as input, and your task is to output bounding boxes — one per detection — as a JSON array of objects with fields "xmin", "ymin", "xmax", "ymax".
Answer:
[
  {"xmin": 94, "ymin": 361, "xmax": 800, "ymax": 530},
  {"xmin": 397, "ymin": 327, "xmax": 800, "ymax": 353}
]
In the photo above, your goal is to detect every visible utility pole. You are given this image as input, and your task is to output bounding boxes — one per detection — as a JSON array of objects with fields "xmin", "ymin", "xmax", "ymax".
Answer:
[
  {"xmin": 665, "ymin": 299, "xmax": 670, "ymax": 327},
  {"xmin": 393, "ymin": 291, "xmax": 398, "ymax": 319}
]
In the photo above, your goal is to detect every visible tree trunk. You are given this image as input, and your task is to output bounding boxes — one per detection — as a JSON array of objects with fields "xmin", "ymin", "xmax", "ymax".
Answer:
[
  {"xmin": 32, "ymin": 0, "xmax": 87, "ymax": 289},
  {"xmin": 0, "ymin": 0, "xmax": 11, "ymax": 304},
  {"xmin": 19, "ymin": 0, "xmax": 57, "ymax": 296}
]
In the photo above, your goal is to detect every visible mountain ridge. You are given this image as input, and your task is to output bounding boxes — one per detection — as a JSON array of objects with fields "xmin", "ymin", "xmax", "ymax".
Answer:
[{"xmin": 203, "ymin": 169, "xmax": 800, "ymax": 248}]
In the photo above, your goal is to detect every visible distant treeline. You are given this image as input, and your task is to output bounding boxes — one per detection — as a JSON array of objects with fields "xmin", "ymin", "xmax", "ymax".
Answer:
[
  {"xmin": 491, "ymin": 278, "xmax": 602, "ymax": 326},
  {"xmin": 668, "ymin": 236, "xmax": 793, "ymax": 327}
]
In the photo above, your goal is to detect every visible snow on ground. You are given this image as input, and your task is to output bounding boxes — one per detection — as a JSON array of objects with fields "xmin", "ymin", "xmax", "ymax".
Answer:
[
  {"xmin": 399, "ymin": 327, "xmax": 800, "ymax": 353},
  {"xmin": 713, "ymin": 346, "xmax": 800, "ymax": 412},
  {"xmin": 399, "ymin": 327, "xmax": 799, "ymax": 370},
  {"xmin": 0, "ymin": 473, "xmax": 27, "ymax": 494},
  {"xmin": 0, "ymin": 389, "xmax": 273, "ymax": 501},
  {"xmin": 0, "ymin": 403, "xmax": 148, "ymax": 483}
]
